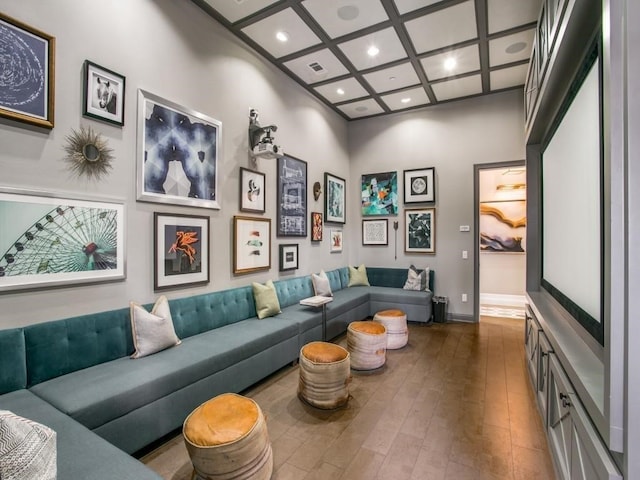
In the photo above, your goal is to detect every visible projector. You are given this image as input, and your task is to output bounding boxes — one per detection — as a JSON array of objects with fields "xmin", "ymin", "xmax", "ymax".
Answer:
[{"xmin": 252, "ymin": 142, "xmax": 284, "ymax": 159}]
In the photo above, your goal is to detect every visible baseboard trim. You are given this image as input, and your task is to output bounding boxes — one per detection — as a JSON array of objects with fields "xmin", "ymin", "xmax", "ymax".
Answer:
[
  {"xmin": 448, "ymin": 313, "xmax": 474, "ymax": 323},
  {"xmin": 480, "ymin": 293, "xmax": 526, "ymax": 308}
]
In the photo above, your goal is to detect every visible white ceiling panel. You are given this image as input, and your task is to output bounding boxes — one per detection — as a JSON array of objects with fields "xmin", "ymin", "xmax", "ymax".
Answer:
[
  {"xmin": 338, "ymin": 27, "xmax": 408, "ymax": 70},
  {"xmin": 362, "ymin": 62, "xmax": 420, "ymax": 93},
  {"xmin": 420, "ymin": 44, "xmax": 480, "ymax": 81},
  {"xmin": 381, "ymin": 87, "xmax": 431, "ymax": 111},
  {"xmin": 201, "ymin": 0, "xmax": 280, "ymax": 23},
  {"xmin": 393, "ymin": 0, "xmax": 443, "ymax": 15},
  {"xmin": 302, "ymin": 0, "xmax": 389, "ymax": 39},
  {"xmin": 314, "ymin": 77, "xmax": 369, "ymax": 103},
  {"xmin": 405, "ymin": 1, "xmax": 477, "ymax": 54},
  {"xmin": 337, "ymin": 99, "xmax": 385, "ymax": 119},
  {"xmin": 241, "ymin": 8, "xmax": 321, "ymax": 58},
  {"xmin": 489, "ymin": 29, "xmax": 535, "ymax": 67},
  {"xmin": 431, "ymin": 74, "xmax": 482, "ymax": 101},
  {"xmin": 490, "ymin": 64, "xmax": 528, "ymax": 90},
  {"xmin": 487, "ymin": 0, "xmax": 542, "ymax": 34},
  {"xmin": 283, "ymin": 49, "xmax": 350, "ymax": 84}
]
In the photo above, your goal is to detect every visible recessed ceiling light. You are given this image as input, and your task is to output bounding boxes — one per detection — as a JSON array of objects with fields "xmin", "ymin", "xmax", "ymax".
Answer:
[
  {"xmin": 337, "ymin": 5, "xmax": 359, "ymax": 21},
  {"xmin": 401, "ymin": 97, "xmax": 411, "ymax": 104},
  {"xmin": 355, "ymin": 106, "xmax": 368, "ymax": 112},
  {"xmin": 336, "ymin": 88, "xmax": 345, "ymax": 95},
  {"xmin": 444, "ymin": 57, "xmax": 457, "ymax": 71},
  {"xmin": 389, "ymin": 76, "xmax": 396, "ymax": 81},
  {"xmin": 276, "ymin": 31, "xmax": 289, "ymax": 42},
  {"xmin": 367, "ymin": 45, "xmax": 380, "ymax": 57},
  {"xmin": 505, "ymin": 41, "xmax": 527, "ymax": 54}
]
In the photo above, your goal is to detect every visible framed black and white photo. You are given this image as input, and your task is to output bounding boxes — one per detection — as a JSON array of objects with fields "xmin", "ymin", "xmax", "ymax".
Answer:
[
  {"xmin": 405, "ymin": 208, "xmax": 436, "ymax": 254},
  {"xmin": 362, "ymin": 219, "xmax": 388, "ymax": 246},
  {"xmin": 83, "ymin": 60, "xmax": 125, "ymax": 126},
  {"xmin": 279, "ymin": 244, "xmax": 299, "ymax": 271},
  {"xmin": 404, "ymin": 167, "xmax": 435, "ymax": 204},
  {"xmin": 239, "ymin": 167, "xmax": 265, "ymax": 213},
  {"xmin": 0, "ymin": 13, "xmax": 55, "ymax": 128},
  {"xmin": 137, "ymin": 89, "xmax": 221, "ymax": 210},
  {"xmin": 277, "ymin": 155, "xmax": 307, "ymax": 236},
  {"xmin": 154, "ymin": 213, "xmax": 209, "ymax": 291},
  {"xmin": 325, "ymin": 172, "xmax": 346, "ymax": 224}
]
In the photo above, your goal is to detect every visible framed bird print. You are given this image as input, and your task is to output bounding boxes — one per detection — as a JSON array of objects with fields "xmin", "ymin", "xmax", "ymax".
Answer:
[{"xmin": 239, "ymin": 167, "xmax": 265, "ymax": 213}]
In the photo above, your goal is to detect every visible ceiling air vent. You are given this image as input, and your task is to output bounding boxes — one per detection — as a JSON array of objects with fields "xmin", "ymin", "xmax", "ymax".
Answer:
[{"xmin": 307, "ymin": 61, "xmax": 327, "ymax": 75}]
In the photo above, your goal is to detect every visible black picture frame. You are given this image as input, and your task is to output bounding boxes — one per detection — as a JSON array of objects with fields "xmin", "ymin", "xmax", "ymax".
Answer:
[
  {"xmin": 279, "ymin": 244, "xmax": 299, "ymax": 271},
  {"xmin": 239, "ymin": 167, "xmax": 266, "ymax": 213},
  {"xmin": 277, "ymin": 155, "xmax": 307, "ymax": 237},
  {"xmin": 311, "ymin": 212, "xmax": 323, "ymax": 241},
  {"xmin": 362, "ymin": 219, "xmax": 389, "ymax": 245},
  {"xmin": 403, "ymin": 167, "xmax": 436, "ymax": 204},
  {"xmin": 83, "ymin": 60, "xmax": 126, "ymax": 126},
  {"xmin": 324, "ymin": 172, "xmax": 346, "ymax": 224}
]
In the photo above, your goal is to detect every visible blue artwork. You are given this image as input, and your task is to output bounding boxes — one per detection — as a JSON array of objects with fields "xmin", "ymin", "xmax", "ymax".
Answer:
[{"xmin": 361, "ymin": 171, "xmax": 398, "ymax": 216}]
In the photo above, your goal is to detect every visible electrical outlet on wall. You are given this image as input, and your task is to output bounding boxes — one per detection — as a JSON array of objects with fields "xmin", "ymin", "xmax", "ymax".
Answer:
[{"xmin": 462, "ymin": 293, "xmax": 468, "ymax": 302}]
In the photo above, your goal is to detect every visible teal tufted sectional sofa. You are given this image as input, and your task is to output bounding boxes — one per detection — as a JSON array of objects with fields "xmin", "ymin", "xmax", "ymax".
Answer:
[{"xmin": 0, "ymin": 266, "xmax": 432, "ymax": 479}]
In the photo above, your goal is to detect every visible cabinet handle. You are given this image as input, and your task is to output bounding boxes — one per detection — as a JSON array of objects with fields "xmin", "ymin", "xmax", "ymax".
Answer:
[
  {"xmin": 559, "ymin": 392, "xmax": 571, "ymax": 408},
  {"xmin": 541, "ymin": 351, "xmax": 548, "ymax": 358}
]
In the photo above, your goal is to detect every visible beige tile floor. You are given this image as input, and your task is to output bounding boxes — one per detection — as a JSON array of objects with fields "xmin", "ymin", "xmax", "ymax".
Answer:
[{"xmin": 141, "ymin": 317, "xmax": 556, "ymax": 479}]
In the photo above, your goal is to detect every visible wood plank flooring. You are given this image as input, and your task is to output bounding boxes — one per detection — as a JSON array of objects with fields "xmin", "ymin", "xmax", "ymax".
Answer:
[{"xmin": 141, "ymin": 317, "xmax": 556, "ymax": 479}]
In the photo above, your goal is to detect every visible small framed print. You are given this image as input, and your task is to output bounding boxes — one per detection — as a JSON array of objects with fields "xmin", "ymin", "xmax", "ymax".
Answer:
[
  {"xmin": 233, "ymin": 216, "xmax": 271, "ymax": 274},
  {"xmin": 362, "ymin": 219, "xmax": 388, "ymax": 246},
  {"xmin": 404, "ymin": 167, "xmax": 435, "ymax": 203},
  {"xmin": 405, "ymin": 208, "xmax": 436, "ymax": 254},
  {"xmin": 154, "ymin": 213, "xmax": 209, "ymax": 290},
  {"xmin": 311, "ymin": 212, "xmax": 323, "ymax": 241},
  {"xmin": 279, "ymin": 244, "xmax": 299, "ymax": 271},
  {"xmin": 325, "ymin": 172, "xmax": 346, "ymax": 224},
  {"xmin": 83, "ymin": 60, "xmax": 125, "ymax": 126},
  {"xmin": 239, "ymin": 167, "xmax": 265, "ymax": 213},
  {"xmin": 330, "ymin": 229, "xmax": 343, "ymax": 253}
]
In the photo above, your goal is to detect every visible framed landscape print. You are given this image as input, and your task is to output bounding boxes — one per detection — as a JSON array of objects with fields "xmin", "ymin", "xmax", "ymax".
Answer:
[
  {"xmin": 277, "ymin": 155, "xmax": 307, "ymax": 236},
  {"xmin": 137, "ymin": 89, "xmax": 221, "ymax": 209},
  {"xmin": 325, "ymin": 172, "xmax": 346, "ymax": 224},
  {"xmin": 311, "ymin": 212, "xmax": 323, "ymax": 242},
  {"xmin": 405, "ymin": 208, "xmax": 436, "ymax": 254},
  {"xmin": 330, "ymin": 229, "xmax": 343, "ymax": 252},
  {"xmin": 361, "ymin": 171, "xmax": 398, "ymax": 216},
  {"xmin": 404, "ymin": 167, "xmax": 435, "ymax": 203},
  {"xmin": 233, "ymin": 216, "xmax": 271, "ymax": 274},
  {"xmin": 480, "ymin": 200, "xmax": 526, "ymax": 252},
  {"xmin": 0, "ymin": 187, "xmax": 125, "ymax": 292},
  {"xmin": 154, "ymin": 213, "xmax": 209, "ymax": 290},
  {"xmin": 279, "ymin": 244, "xmax": 299, "ymax": 271},
  {"xmin": 0, "ymin": 13, "xmax": 55, "ymax": 128},
  {"xmin": 83, "ymin": 60, "xmax": 125, "ymax": 126},
  {"xmin": 362, "ymin": 219, "xmax": 388, "ymax": 245},
  {"xmin": 239, "ymin": 167, "xmax": 265, "ymax": 213}
]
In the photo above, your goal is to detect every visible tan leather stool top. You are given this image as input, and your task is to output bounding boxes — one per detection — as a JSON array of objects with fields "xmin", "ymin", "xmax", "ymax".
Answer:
[
  {"xmin": 184, "ymin": 393, "xmax": 259, "ymax": 447},
  {"xmin": 302, "ymin": 341, "xmax": 349, "ymax": 363},
  {"xmin": 376, "ymin": 309, "xmax": 405, "ymax": 318},
  {"xmin": 349, "ymin": 321, "xmax": 386, "ymax": 335}
]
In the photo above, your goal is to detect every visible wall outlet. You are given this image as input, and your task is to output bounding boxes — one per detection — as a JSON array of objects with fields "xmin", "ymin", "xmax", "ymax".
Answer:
[
  {"xmin": 462, "ymin": 293, "xmax": 468, "ymax": 302},
  {"xmin": 462, "ymin": 250, "xmax": 468, "ymax": 259}
]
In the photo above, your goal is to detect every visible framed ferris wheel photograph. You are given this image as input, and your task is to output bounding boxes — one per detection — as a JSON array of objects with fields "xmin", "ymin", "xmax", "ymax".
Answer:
[{"xmin": 0, "ymin": 187, "xmax": 125, "ymax": 292}]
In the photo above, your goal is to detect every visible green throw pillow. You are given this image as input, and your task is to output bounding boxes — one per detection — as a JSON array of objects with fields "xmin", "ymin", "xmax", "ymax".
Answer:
[
  {"xmin": 253, "ymin": 280, "xmax": 282, "ymax": 319},
  {"xmin": 348, "ymin": 264, "xmax": 370, "ymax": 287}
]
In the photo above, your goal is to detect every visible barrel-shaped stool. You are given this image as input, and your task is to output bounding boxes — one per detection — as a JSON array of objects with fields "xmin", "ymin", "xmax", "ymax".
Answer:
[
  {"xmin": 183, "ymin": 393, "xmax": 273, "ymax": 480},
  {"xmin": 298, "ymin": 341, "xmax": 350, "ymax": 409},
  {"xmin": 373, "ymin": 309, "xmax": 408, "ymax": 349},
  {"xmin": 347, "ymin": 321, "xmax": 387, "ymax": 370}
]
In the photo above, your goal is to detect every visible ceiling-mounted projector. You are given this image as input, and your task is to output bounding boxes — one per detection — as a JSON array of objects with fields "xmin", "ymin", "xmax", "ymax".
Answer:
[
  {"xmin": 248, "ymin": 108, "xmax": 284, "ymax": 159},
  {"xmin": 252, "ymin": 141, "xmax": 283, "ymax": 159}
]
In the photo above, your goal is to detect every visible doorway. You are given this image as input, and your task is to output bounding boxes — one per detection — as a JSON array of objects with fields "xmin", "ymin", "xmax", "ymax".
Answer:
[{"xmin": 473, "ymin": 161, "xmax": 527, "ymax": 322}]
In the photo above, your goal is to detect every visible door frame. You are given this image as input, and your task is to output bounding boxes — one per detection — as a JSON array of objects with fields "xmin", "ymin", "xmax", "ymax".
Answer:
[{"xmin": 473, "ymin": 160, "xmax": 526, "ymax": 322}]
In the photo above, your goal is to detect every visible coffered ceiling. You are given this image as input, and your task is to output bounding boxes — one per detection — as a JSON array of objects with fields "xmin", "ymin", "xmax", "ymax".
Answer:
[{"xmin": 193, "ymin": 0, "xmax": 542, "ymax": 120}]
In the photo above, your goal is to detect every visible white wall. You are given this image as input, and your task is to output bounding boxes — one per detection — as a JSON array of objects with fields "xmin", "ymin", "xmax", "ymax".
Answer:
[
  {"xmin": 0, "ymin": 0, "xmax": 349, "ymax": 327},
  {"xmin": 348, "ymin": 91, "xmax": 525, "ymax": 318}
]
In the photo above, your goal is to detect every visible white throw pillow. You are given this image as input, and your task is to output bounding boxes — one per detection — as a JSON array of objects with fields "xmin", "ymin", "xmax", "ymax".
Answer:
[
  {"xmin": 403, "ymin": 265, "xmax": 430, "ymax": 292},
  {"xmin": 0, "ymin": 410, "xmax": 57, "ymax": 480},
  {"xmin": 130, "ymin": 295, "xmax": 181, "ymax": 359},
  {"xmin": 311, "ymin": 270, "xmax": 333, "ymax": 297}
]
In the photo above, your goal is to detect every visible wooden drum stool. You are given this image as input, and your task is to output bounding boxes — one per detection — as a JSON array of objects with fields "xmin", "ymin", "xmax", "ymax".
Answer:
[
  {"xmin": 347, "ymin": 321, "xmax": 387, "ymax": 370},
  {"xmin": 298, "ymin": 341, "xmax": 350, "ymax": 409},
  {"xmin": 183, "ymin": 393, "xmax": 273, "ymax": 480},
  {"xmin": 373, "ymin": 309, "xmax": 409, "ymax": 349}
]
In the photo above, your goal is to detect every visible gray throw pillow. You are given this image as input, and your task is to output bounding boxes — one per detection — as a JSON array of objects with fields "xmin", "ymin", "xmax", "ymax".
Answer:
[
  {"xmin": 311, "ymin": 270, "xmax": 333, "ymax": 297},
  {"xmin": 130, "ymin": 295, "xmax": 181, "ymax": 359},
  {"xmin": 403, "ymin": 265, "xmax": 430, "ymax": 291}
]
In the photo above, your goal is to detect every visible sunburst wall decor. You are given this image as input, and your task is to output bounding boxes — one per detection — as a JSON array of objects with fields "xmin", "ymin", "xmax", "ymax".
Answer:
[{"xmin": 63, "ymin": 126, "xmax": 114, "ymax": 180}]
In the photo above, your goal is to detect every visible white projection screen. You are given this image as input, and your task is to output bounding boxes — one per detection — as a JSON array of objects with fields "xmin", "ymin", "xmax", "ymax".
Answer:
[{"xmin": 542, "ymin": 58, "xmax": 601, "ymax": 323}]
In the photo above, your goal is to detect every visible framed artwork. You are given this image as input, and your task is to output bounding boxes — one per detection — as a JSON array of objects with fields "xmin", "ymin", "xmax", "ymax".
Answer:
[
  {"xmin": 325, "ymin": 172, "xmax": 346, "ymax": 224},
  {"xmin": 404, "ymin": 167, "xmax": 435, "ymax": 203},
  {"xmin": 0, "ymin": 187, "xmax": 125, "ymax": 292},
  {"xmin": 154, "ymin": 213, "xmax": 209, "ymax": 291},
  {"xmin": 0, "ymin": 13, "xmax": 55, "ymax": 128},
  {"xmin": 330, "ymin": 229, "xmax": 343, "ymax": 253},
  {"xmin": 239, "ymin": 167, "xmax": 265, "ymax": 213},
  {"xmin": 277, "ymin": 155, "xmax": 307, "ymax": 236},
  {"xmin": 279, "ymin": 244, "xmax": 299, "ymax": 271},
  {"xmin": 82, "ymin": 60, "xmax": 126, "ymax": 126},
  {"xmin": 311, "ymin": 212, "xmax": 323, "ymax": 242},
  {"xmin": 233, "ymin": 216, "xmax": 271, "ymax": 274},
  {"xmin": 480, "ymin": 200, "xmax": 526, "ymax": 253},
  {"xmin": 361, "ymin": 171, "xmax": 398, "ymax": 215},
  {"xmin": 362, "ymin": 219, "xmax": 388, "ymax": 246},
  {"xmin": 405, "ymin": 208, "xmax": 436, "ymax": 254},
  {"xmin": 137, "ymin": 89, "xmax": 221, "ymax": 209}
]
